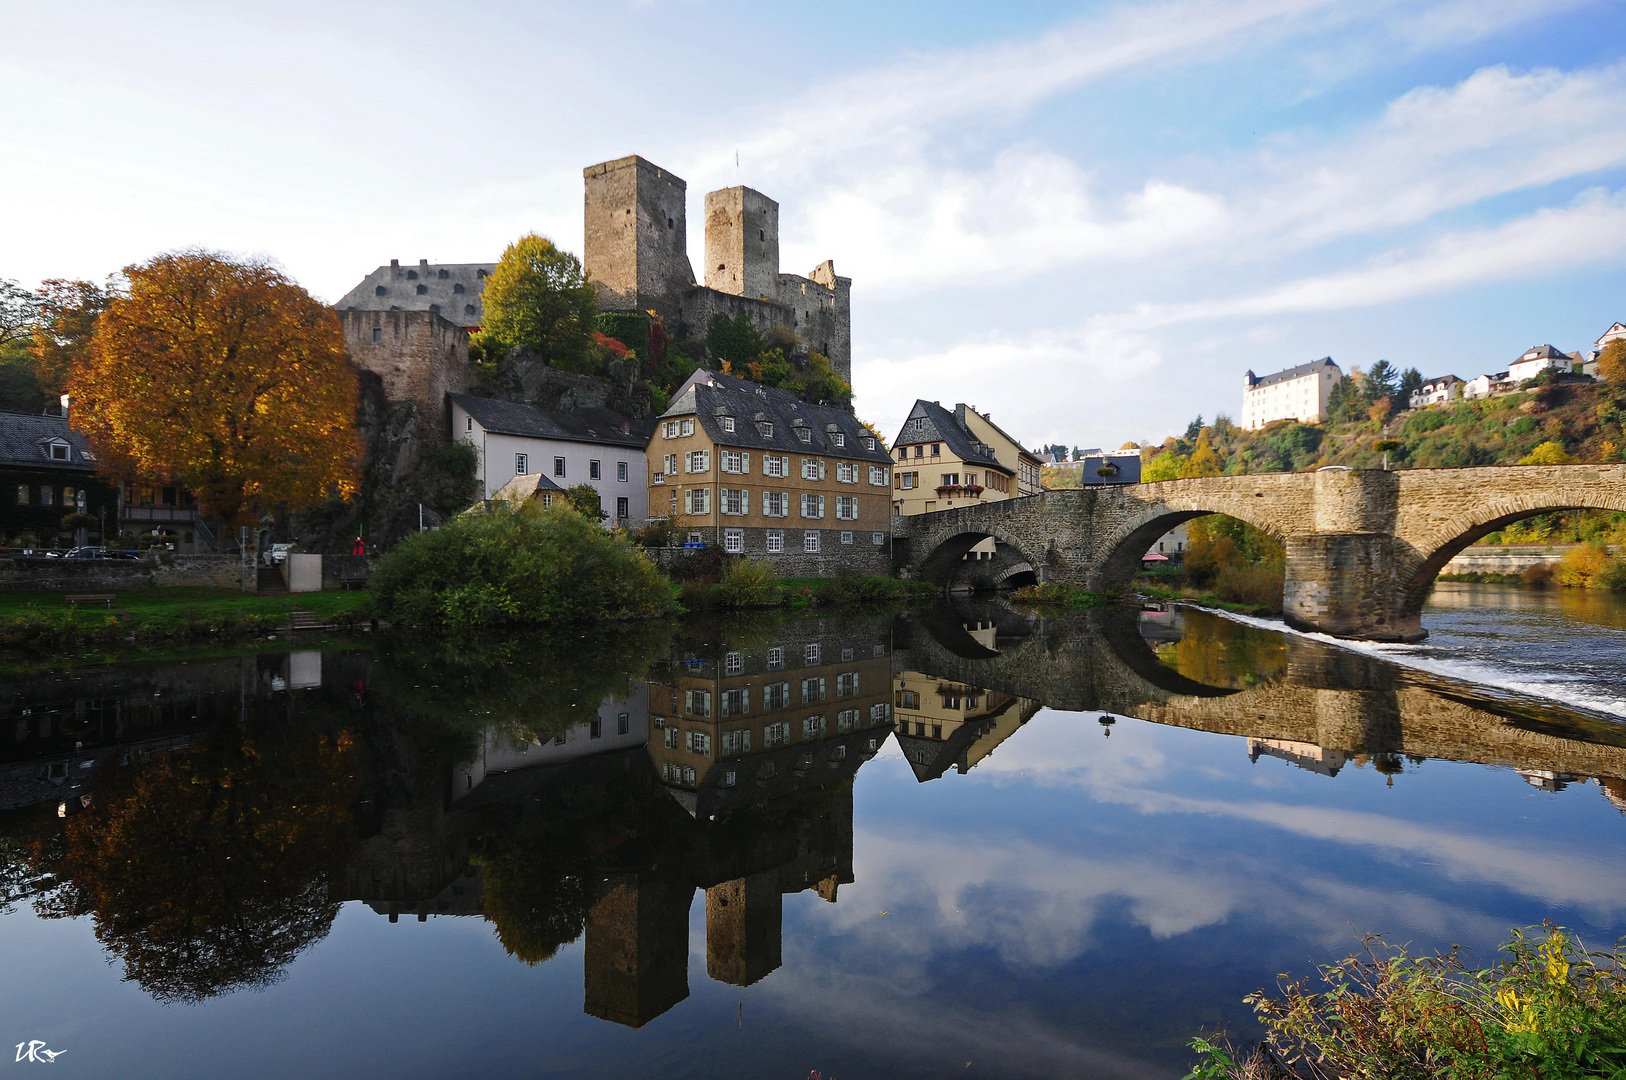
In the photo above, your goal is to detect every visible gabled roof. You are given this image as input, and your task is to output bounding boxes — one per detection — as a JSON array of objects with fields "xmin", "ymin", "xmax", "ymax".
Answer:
[
  {"xmin": 953, "ymin": 404, "xmax": 1038, "ymax": 465},
  {"xmin": 1597, "ymin": 322, "xmax": 1626, "ymax": 347},
  {"xmin": 1516, "ymin": 344, "xmax": 1567, "ymax": 362},
  {"xmin": 1420, "ymin": 374, "xmax": 1462, "ymax": 385},
  {"xmin": 1244, "ymin": 357, "xmax": 1340, "ymax": 389},
  {"xmin": 449, "ymin": 394, "xmax": 653, "ymax": 449},
  {"xmin": 492, "ymin": 472, "xmax": 565, "ymax": 505},
  {"xmin": 892, "ymin": 400, "xmax": 1013, "ymax": 475},
  {"xmin": 660, "ymin": 370, "xmax": 892, "ymax": 463},
  {"xmin": 335, "ymin": 261, "xmax": 496, "ymax": 330},
  {"xmin": 0, "ymin": 412, "xmax": 96, "ymax": 473}
]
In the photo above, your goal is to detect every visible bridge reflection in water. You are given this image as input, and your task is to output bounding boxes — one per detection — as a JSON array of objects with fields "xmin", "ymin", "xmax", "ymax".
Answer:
[{"xmin": 3, "ymin": 605, "xmax": 1624, "ymax": 1027}]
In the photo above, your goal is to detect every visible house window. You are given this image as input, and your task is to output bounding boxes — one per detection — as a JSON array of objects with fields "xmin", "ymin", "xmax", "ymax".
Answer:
[
  {"xmin": 796, "ymin": 427, "xmax": 812, "ymax": 443},
  {"xmin": 14, "ymin": 485, "xmax": 26, "ymax": 505},
  {"xmin": 685, "ymin": 690, "xmax": 711, "ymax": 717},
  {"xmin": 801, "ymin": 677, "xmax": 826, "ymax": 703},
  {"xmin": 869, "ymin": 466, "xmax": 887, "ymax": 485},
  {"xmin": 832, "ymin": 432, "xmax": 845, "ymax": 447},
  {"xmin": 722, "ymin": 730, "xmax": 750, "ymax": 756},
  {"xmin": 618, "ymin": 712, "xmax": 630, "ymax": 735},
  {"xmin": 371, "ymin": 327, "xmax": 382, "ymax": 343},
  {"xmin": 900, "ymin": 473, "xmax": 915, "ymax": 490},
  {"xmin": 721, "ymin": 489, "xmax": 745, "ymax": 515},
  {"xmin": 804, "ymin": 530, "xmax": 820, "ymax": 552},
  {"xmin": 941, "ymin": 473, "xmax": 959, "ymax": 487},
  {"xmin": 764, "ymin": 680, "xmax": 789, "ymax": 708},
  {"xmin": 914, "ymin": 446, "xmax": 923, "ymax": 458},
  {"xmin": 764, "ymin": 721, "xmax": 791, "ymax": 748},
  {"xmin": 686, "ymin": 730, "xmax": 713, "ymax": 755},
  {"xmin": 721, "ymin": 688, "xmax": 748, "ymax": 717},
  {"xmin": 616, "ymin": 497, "xmax": 629, "ymax": 518},
  {"xmin": 766, "ymin": 647, "xmax": 784, "ymax": 670},
  {"xmin": 758, "ymin": 421, "xmax": 773, "ymax": 437},
  {"xmin": 722, "ymin": 416, "xmax": 735, "ymax": 432},
  {"xmin": 837, "ymin": 672, "xmax": 859, "ymax": 695},
  {"xmin": 801, "ymin": 494, "xmax": 825, "ymax": 518},
  {"xmin": 664, "ymin": 727, "xmax": 681, "ymax": 749},
  {"xmin": 766, "ymin": 529, "xmax": 784, "ymax": 553},
  {"xmin": 723, "ymin": 527, "xmax": 744, "ymax": 553},
  {"xmin": 931, "ymin": 444, "xmax": 941, "ymax": 456},
  {"xmin": 804, "ymin": 644, "xmax": 821, "ymax": 664},
  {"xmin": 836, "ymin": 462, "xmax": 856, "ymax": 483},
  {"xmin": 688, "ymin": 531, "xmax": 704, "ymax": 544},
  {"xmin": 911, "ymin": 418, "xmax": 924, "ymax": 432},
  {"xmin": 515, "ymin": 453, "xmax": 528, "ymax": 475},
  {"xmin": 802, "ymin": 715, "xmax": 826, "ymax": 738},
  {"xmin": 47, "ymin": 442, "xmax": 68, "ymax": 461},
  {"xmin": 466, "ymin": 416, "xmax": 473, "ymax": 432},
  {"xmin": 763, "ymin": 492, "xmax": 788, "ymax": 518},
  {"xmin": 801, "ymin": 458, "xmax": 823, "ymax": 480},
  {"xmin": 871, "ymin": 703, "xmax": 890, "ymax": 723},
  {"xmin": 553, "ymin": 457, "xmax": 565, "ymax": 477},
  {"xmin": 838, "ymin": 709, "xmax": 858, "ymax": 731},
  {"xmin": 836, "ymin": 496, "xmax": 858, "ymax": 520},
  {"xmin": 763, "ymin": 455, "xmax": 787, "ymax": 478},
  {"xmin": 686, "ymin": 450, "xmax": 710, "ymax": 473},
  {"xmin": 617, "ymin": 461, "xmax": 628, "ymax": 482},
  {"xmin": 40, "ymin": 488, "xmax": 52, "ymax": 506},
  {"xmin": 872, "ymin": 532, "xmax": 885, "ymax": 546},
  {"xmin": 840, "ymin": 531, "xmax": 853, "ymax": 544},
  {"xmin": 724, "ymin": 651, "xmax": 744, "ymax": 675},
  {"xmin": 664, "ymin": 453, "xmax": 678, "ymax": 475},
  {"xmin": 684, "ymin": 488, "xmax": 711, "ymax": 515},
  {"xmin": 721, "ymin": 450, "xmax": 747, "ymax": 473},
  {"xmin": 590, "ymin": 460, "xmax": 600, "ymax": 480},
  {"xmin": 681, "ymin": 419, "xmax": 695, "ymax": 436},
  {"xmin": 590, "ymin": 719, "xmax": 602, "ymax": 739}
]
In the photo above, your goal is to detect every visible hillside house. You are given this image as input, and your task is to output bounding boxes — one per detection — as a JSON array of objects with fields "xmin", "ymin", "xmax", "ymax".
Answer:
[
  {"xmin": 1242, "ymin": 358, "xmax": 1342, "ymax": 430},
  {"xmin": 1507, "ymin": 344, "xmax": 1573, "ymax": 385},
  {"xmin": 1408, "ymin": 375, "xmax": 1463, "ymax": 409}
]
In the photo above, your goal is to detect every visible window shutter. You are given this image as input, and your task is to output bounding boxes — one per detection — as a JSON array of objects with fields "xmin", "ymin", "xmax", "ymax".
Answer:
[
  {"xmin": 818, "ymin": 461, "xmax": 826, "ymax": 480},
  {"xmin": 684, "ymin": 489, "xmax": 693, "ymax": 514},
  {"xmin": 818, "ymin": 495, "xmax": 825, "ymax": 517},
  {"xmin": 742, "ymin": 453, "xmax": 749, "ymax": 472}
]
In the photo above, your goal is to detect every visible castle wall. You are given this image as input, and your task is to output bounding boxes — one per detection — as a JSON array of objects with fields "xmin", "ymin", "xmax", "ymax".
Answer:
[
  {"xmin": 780, "ymin": 264, "xmax": 851, "ymax": 385},
  {"xmin": 584, "ymin": 156, "xmax": 694, "ymax": 319},
  {"xmin": 340, "ymin": 309, "xmax": 471, "ymax": 435},
  {"xmin": 704, "ymin": 187, "xmax": 780, "ymax": 301}
]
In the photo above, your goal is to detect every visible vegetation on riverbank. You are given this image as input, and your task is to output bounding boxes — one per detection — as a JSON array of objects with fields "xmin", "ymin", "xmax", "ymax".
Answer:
[
  {"xmin": 1441, "ymin": 543, "xmax": 1626, "ymax": 592},
  {"xmin": 371, "ymin": 500, "xmax": 675, "ymax": 626},
  {"xmin": 1009, "ymin": 582, "xmax": 1106, "ymax": 608},
  {"xmin": 0, "ymin": 587, "xmax": 372, "ymax": 655},
  {"xmin": 676, "ymin": 557, "xmax": 936, "ymax": 611},
  {"xmin": 1187, "ymin": 925, "xmax": 1626, "ymax": 1080}
]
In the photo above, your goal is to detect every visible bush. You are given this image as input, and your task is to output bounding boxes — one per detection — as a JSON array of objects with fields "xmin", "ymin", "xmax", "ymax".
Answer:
[
  {"xmin": 716, "ymin": 559, "xmax": 781, "ymax": 607},
  {"xmin": 370, "ymin": 501, "xmax": 674, "ymax": 626},
  {"xmin": 1554, "ymin": 543, "xmax": 1626, "ymax": 591}
]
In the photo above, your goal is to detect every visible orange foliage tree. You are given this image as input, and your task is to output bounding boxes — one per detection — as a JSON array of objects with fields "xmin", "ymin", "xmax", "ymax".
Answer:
[
  {"xmin": 68, "ymin": 251, "xmax": 363, "ymax": 525},
  {"xmin": 30, "ymin": 278, "xmax": 118, "ymax": 395}
]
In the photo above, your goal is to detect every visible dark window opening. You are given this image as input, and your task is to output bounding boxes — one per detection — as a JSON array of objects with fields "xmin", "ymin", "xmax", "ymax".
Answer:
[
  {"xmin": 372, "ymin": 327, "xmax": 382, "ymax": 343},
  {"xmin": 759, "ymin": 229, "xmax": 765, "ymax": 241},
  {"xmin": 667, "ymin": 216, "xmax": 674, "ymax": 229},
  {"xmin": 415, "ymin": 284, "xmax": 427, "ymax": 295},
  {"xmin": 464, "ymin": 305, "xmax": 475, "ymax": 316},
  {"xmin": 437, "ymin": 269, "xmax": 449, "ymax": 279},
  {"xmin": 406, "ymin": 270, "xmax": 418, "ymax": 280},
  {"xmin": 374, "ymin": 285, "xmax": 386, "ymax": 296},
  {"xmin": 476, "ymin": 268, "xmax": 487, "ymax": 278},
  {"xmin": 453, "ymin": 283, "xmax": 464, "ymax": 294}
]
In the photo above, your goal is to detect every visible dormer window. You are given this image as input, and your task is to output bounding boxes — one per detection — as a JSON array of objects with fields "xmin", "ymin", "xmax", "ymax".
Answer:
[
  {"xmin": 416, "ymin": 284, "xmax": 428, "ymax": 295},
  {"xmin": 863, "ymin": 437, "xmax": 876, "ymax": 451},
  {"xmin": 407, "ymin": 270, "xmax": 419, "ymax": 280},
  {"xmin": 437, "ymin": 269, "xmax": 449, "ymax": 279},
  {"xmin": 721, "ymin": 416, "xmax": 735, "ymax": 432},
  {"xmin": 832, "ymin": 432, "xmax": 845, "ymax": 447},
  {"xmin": 757, "ymin": 421, "xmax": 773, "ymax": 437},
  {"xmin": 453, "ymin": 283, "xmax": 465, "ymax": 294},
  {"xmin": 45, "ymin": 440, "xmax": 69, "ymax": 461},
  {"xmin": 796, "ymin": 427, "xmax": 812, "ymax": 443},
  {"xmin": 374, "ymin": 285, "xmax": 387, "ymax": 296}
]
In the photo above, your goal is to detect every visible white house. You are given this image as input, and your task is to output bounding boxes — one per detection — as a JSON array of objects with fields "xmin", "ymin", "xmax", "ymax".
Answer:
[
  {"xmin": 450, "ymin": 394, "xmax": 653, "ymax": 525},
  {"xmin": 451, "ymin": 685, "xmax": 649, "ymax": 803},
  {"xmin": 1507, "ymin": 344, "xmax": 1572, "ymax": 385},
  {"xmin": 1408, "ymin": 375, "xmax": 1463, "ymax": 409},
  {"xmin": 1462, "ymin": 372, "xmax": 1510, "ymax": 400},
  {"xmin": 1149, "ymin": 521, "xmax": 1189, "ymax": 558},
  {"xmin": 1597, "ymin": 322, "xmax": 1626, "ymax": 353},
  {"xmin": 1241, "ymin": 358, "xmax": 1342, "ymax": 430}
]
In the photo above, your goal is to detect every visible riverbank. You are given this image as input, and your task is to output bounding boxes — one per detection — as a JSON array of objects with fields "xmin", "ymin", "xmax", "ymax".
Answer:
[{"xmin": 0, "ymin": 588, "xmax": 373, "ymax": 654}]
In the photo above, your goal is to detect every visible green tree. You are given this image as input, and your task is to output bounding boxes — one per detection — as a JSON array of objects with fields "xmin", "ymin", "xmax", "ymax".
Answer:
[
  {"xmin": 1143, "ymin": 451, "xmax": 1185, "ymax": 481},
  {"xmin": 1326, "ymin": 372, "xmax": 1370, "ymax": 424},
  {"xmin": 1184, "ymin": 416, "xmax": 1204, "ymax": 444},
  {"xmin": 1365, "ymin": 359, "xmax": 1398, "ymax": 406},
  {"xmin": 563, "ymin": 483, "xmax": 608, "ymax": 523},
  {"xmin": 1398, "ymin": 367, "xmax": 1424, "ymax": 408},
  {"xmin": 705, "ymin": 313, "xmax": 764, "ymax": 365},
  {"xmin": 478, "ymin": 234, "xmax": 598, "ymax": 371}
]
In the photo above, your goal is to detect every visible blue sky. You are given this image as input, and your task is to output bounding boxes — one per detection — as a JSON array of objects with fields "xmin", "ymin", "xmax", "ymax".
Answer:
[{"xmin": 4, "ymin": 0, "xmax": 1625, "ymax": 449}]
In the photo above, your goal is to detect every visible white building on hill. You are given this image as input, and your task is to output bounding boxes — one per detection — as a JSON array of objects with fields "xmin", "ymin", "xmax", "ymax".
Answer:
[{"xmin": 1241, "ymin": 358, "xmax": 1342, "ymax": 430}]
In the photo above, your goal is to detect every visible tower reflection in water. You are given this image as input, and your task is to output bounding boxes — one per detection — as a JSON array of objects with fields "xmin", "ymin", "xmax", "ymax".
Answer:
[{"xmin": 5, "ymin": 602, "xmax": 1626, "ymax": 1025}]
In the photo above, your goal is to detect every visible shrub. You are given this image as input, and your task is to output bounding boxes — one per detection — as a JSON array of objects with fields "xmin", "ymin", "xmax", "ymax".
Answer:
[
  {"xmin": 1555, "ymin": 543, "xmax": 1626, "ymax": 590},
  {"xmin": 1521, "ymin": 439, "xmax": 1576, "ymax": 465},
  {"xmin": 370, "ymin": 500, "xmax": 674, "ymax": 626},
  {"xmin": 715, "ymin": 559, "xmax": 781, "ymax": 607}
]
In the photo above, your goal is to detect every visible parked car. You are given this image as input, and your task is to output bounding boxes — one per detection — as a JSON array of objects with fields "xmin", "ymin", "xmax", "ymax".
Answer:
[
  {"xmin": 60, "ymin": 547, "xmax": 139, "ymax": 560},
  {"xmin": 270, "ymin": 543, "xmax": 294, "ymax": 564}
]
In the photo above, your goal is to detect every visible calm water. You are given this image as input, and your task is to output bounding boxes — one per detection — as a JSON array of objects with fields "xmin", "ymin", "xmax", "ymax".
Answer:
[{"xmin": 3, "ymin": 588, "xmax": 1626, "ymax": 1079}]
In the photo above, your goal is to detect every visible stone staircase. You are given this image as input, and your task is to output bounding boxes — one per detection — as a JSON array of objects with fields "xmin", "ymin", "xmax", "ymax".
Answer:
[{"xmin": 256, "ymin": 566, "xmax": 287, "ymax": 595}]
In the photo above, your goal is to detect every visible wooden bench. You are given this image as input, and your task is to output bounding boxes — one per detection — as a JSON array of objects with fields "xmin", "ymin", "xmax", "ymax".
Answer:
[
  {"xmin": 66, "ymin": 593, "xmax": 117, "ymax": 610},
  {"xmin": 338, "ymin": 576, "xmax": 369, "ymax": 591}
]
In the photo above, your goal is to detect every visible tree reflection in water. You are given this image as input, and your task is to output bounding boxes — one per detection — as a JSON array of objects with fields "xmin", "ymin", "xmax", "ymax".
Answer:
[
  {"xmin": 36, "ymin": 724, "xmax": 359, "ymax": 1003},
  {"xmin": 1149, "ymin": 609, "xmax": 1287, "ymax": 689}
]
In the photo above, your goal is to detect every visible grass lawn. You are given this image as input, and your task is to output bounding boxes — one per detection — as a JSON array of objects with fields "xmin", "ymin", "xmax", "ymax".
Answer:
[{"xmin": 0, "ymin": 587, "xmax": 372, "ymax": 623}]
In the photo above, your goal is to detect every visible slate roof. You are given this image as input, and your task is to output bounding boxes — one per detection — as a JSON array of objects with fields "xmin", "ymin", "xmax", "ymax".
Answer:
[
  {"xmin": 0, "ymin": 412, "xmax": 96, "ymax": 473},
  {"xmin": 952, "ymin": 404, "xmax": 1038, "ymax": 464},
  {"xmin": 1421, "ymin": 374, "xmax": 1462, "ymax": 385},
  {"xmin": 661, "ymin": 370, "xmax": 893, "ymax": 463},
  {"xmin": 1244, "ymin": 357, "xmax": 1340, "ymax": 388},
  {"xmin": 891, "ymin": 400, "xmax": 1013, "ymax": 476},
  {"xmin": 335, "ymin": 260, "xmax": 496, "ymax": 330},
  {"xmin": 491, "ymin": 472, "xmax": 565, "ymax": 505},
  {"xmin": 1517, "ymin": 344, "xmax": 1567, "ymax": 361},
  {"xmin": 449, "ymin": 394, "xmax": 654, "ymax": 449}
]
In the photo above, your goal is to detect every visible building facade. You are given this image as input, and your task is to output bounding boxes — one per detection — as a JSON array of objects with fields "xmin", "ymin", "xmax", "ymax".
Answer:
[
  {"xmin": 953, "ymin": 405, "xmax": 1043, "ymax": 497},
  {"xmin": 451, "ymin": 394, "xmax": 653, "ymax": 525},
  {"xmin": 1408, "ymin": 375, "xmax": 1463, "ymax": 409},
  {"xmin": 1241, "ymin": 358, "xmax": 1342, "ymax": 430},
  {"xmin": 649, "ymin": 371, "xmax": 893, "ymax": 574},
  {"xmin": 1507, "ymin": 344, "xmax": 1573, "ymax": 385},
  {"xmin": 584, "ymin": 156, "xmax": 853, "ymax": 386},
  {"xmin": 890, "ymin": 400, "xmax": 1019, "ymax": 516},
  {"xmin": 892, "ymin": 660, "xmax": 1041, "ymax": 782},
  {"xmin": 0, "ymin": 411, "xmax": 119, "ymax": 548}
]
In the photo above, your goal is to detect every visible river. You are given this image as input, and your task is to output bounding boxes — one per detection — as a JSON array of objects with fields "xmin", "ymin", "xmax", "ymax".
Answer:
[{"xmin": 2, "ymin": 585, "xmax": 1625, "ymax": 1079}]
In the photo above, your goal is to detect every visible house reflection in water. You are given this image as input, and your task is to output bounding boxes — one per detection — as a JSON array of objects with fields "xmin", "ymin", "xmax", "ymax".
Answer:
[{"xmin": 1247, "ymin": 738, "xmax": 1348, "ymax": 777}]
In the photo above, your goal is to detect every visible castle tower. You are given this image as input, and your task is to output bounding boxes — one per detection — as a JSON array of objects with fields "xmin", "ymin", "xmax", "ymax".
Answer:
[
  {"xmin": 704, "ymin": 187, "xmax": 780, "ymax": 301},
  {"xmin": 704, "ymin": 872, "xmax": 783, "ymax": 987},
  {"xmin": 582, "ymin": 156, "xmax": 695, "ymax": 318},
  {"xmin": 582, "ymin": 872, "xmax": 693, "ymax": 1028}
]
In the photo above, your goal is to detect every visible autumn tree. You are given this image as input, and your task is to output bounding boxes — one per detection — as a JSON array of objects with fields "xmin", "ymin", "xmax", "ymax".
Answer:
[
  {"xmin": 477, "ymin": 234, "xmax": 598, "ymax": 371},
  {"xmin": 0, "ymin": 278, "xmax": 40, "ymax": 348},
  {"xmin": 68, "ymin": 251, "xmax": 362, "ymax": 526},
  {"xmin": 1600, "ymin": 339, "xmax": 1626, "ymax": 384},
  {"xmin": 31, "ymin": 277, "xmax": 118, "ymax": 395}
]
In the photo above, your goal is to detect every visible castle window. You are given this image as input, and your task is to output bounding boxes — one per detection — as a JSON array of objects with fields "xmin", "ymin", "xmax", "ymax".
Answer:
[
  {"xmin": 453, "ymin": 283, "xmax": 465, "ymax": 294},
  {"xmin": 407, "ymin": 270, "xmax": 418, "ymax": 280},
  {"xmin": 429, "ymin": 303, "xmax": 439, "ymax": 313},
  {"xmin": 667, "ymin": 217, "xmax": 674, "ymax": 229},
  {"xmin": 437, "ymin": 269, "xmax": 449, "ymax": 279},
  {"xmin": 415, "ymin": 284, "xmax": 427, "ymax": 295},
  {"xmin": 374, "ymin": 286, "xmax": 386, "ymax": 296},
  {"xmin": 464, "ymin": 305, "xmax": 475, "ymax": 316},
  {"xmin": 759, "ymin": 229, "xmax": 765, "ymax": 241},
  {"xmin": 372, "ymin": 327, "xmax": 382, "ymax": 343}
]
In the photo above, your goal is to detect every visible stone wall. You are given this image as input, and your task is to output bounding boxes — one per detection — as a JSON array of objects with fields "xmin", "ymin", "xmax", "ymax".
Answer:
[
  {"xmin": 340, "ymin": 308, "xmax": 471, "ymax": 430},
  {"xmin": 584, "ymin": 156, "xmax": 695, "ymax": 320},
  {"xmin": 704, "ymin": 187, "xmax": 779, "ymax": 301},
  {"xmin": 0, "ymin": 554, "xmax": 249, "ymax": 591},
  {"xmin": 647, "ymin": 528, "xmax": 891, "ymax": 579}
]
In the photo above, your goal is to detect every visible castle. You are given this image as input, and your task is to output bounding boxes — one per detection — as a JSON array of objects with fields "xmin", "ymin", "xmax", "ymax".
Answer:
[{"xmin": 334, "ymin": 154, "xmax": 852, "ymax": 420}]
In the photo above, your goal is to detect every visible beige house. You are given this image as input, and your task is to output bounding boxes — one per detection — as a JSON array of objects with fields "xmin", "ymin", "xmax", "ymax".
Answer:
[
  {"xmin": 649, "ymin": 370, "xmax": 894, "ymax": 574},
  {"xmin": 893, "ymin": 646, "xmax": 1042, "ymax": 783},
  {"xmin": 889, "ymin": 400, "xmax": 1025, "ymax": 516}
]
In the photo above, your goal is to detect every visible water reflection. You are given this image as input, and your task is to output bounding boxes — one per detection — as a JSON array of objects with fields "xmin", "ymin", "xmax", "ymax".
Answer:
[{"xmin": 2, "ymin": 600, "xmax": 1625, "ymax": 1038}]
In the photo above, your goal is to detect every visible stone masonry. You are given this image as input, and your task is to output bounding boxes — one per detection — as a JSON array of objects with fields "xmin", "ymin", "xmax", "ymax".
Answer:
[
  {"xmin": 338, "ymin": 308, "xmax": 473, "ymax": 430},
  {"xmin": 892, "ymin": 463, "xmax": 1626, "ymax": 641}
]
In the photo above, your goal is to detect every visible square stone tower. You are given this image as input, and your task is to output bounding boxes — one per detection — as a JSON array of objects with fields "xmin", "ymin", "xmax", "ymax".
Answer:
[
  {"xmin": 704, "ymin": 187, "xmax": 780, "ymax": 302},
  {"xmin": 583, "ymin": 156, "xmax": 695, "ymax": 317}
]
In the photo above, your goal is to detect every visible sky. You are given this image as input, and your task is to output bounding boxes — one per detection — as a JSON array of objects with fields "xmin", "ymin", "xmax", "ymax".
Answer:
[{"xmin": 4, "ymin": 0, "xmax": 1626, "ymax": 450}]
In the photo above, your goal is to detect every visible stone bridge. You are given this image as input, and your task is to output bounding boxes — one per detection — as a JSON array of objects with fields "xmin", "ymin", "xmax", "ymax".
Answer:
[
  {"xmin": 891, "ymin": 464, "xmax": 1626, "ymax": 640},
  {"xmin": 893, "ymin": 608, "xmax": 1626, "ymax": 784}
]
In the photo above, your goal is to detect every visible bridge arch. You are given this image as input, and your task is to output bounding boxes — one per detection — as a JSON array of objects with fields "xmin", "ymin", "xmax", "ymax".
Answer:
[
  {"xmin": 913, "ymin": 525, "xmax": 1041, "ymax": 587},
  {"xmin": 1397, "ymin": 489, "xmax": 1626, "ymax": 619},
  {"xmin": 1090, "ymin": 483, "xmax": 1300, "ymax": 592}
]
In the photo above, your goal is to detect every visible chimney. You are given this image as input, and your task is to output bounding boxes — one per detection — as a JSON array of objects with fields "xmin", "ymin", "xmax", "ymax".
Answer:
[
  {"xmin": 620, "ymin": 421, "xmax": 630, "ymax": 433},
  {"xmin": 420, "ymin": 258, "xmax": 429, "ymax": 268},
  {"xmin": 390, "ymin": 258, "xmax": 399, "ymax": 272},
  {"xmin": 59, "ymin": 394, "xmax": 70, "ymax": 418}
]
